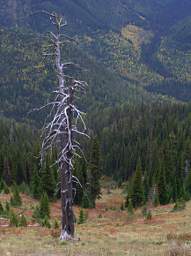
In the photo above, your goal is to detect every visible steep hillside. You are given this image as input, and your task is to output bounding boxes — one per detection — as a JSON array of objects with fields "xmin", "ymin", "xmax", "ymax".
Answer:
[
  {"xmin": 1, "ymin": 0, "xmax": 191, "ymax": 101},
  {"xmin": 0, "ymin": 27, "xmax": 153, "ymax": 122}
]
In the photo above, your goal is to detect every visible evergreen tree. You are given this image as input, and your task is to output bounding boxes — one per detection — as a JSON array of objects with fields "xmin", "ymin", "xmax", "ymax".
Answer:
[
  {"xmin": 40, "ymin": 159, "xmax": 55, "ymax": 199},
  {"xmin": 87, "ymin": 138, "xmax": 101, "ymax": 208},
  {"xmin": 19, "ymin": 214, "xmax": 27, "ymax": 227},
  {"xmin": 73, "ymin": 157, "xmax": 87, "ymax": 205},
  {"xmin": 30, "ymin": 169, "xmax": 42, "ymax": 199},
  {"xmin": 131, "ymin": 160, "xmax": 144, "ymax": 208},
  {"xmin": 9, "ymin": 211, "xmax": 19, "ymax": 227},
  {"xmin": 78, "ymin": 209, "xmax": 85, "ymax": 224},
  {"xmin": 10, "ymin": 184, "xmax": 22, "ymax": 207},
  {"xmin": 185, "ymin": 169, "xmax": 191, "ymax": 198},
  {"xmin": 39, "ymin": 192, "xmax": 50, "ymax": 219},
  {"xmin": 158, "ymin": 166, "xmax": 169, "ymax": 205}
]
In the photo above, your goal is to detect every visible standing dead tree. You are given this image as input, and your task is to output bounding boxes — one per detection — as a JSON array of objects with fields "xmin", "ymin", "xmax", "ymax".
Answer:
[{"xmin": 40, "ymin": 12, "xmax": 88, "ymax": 240}]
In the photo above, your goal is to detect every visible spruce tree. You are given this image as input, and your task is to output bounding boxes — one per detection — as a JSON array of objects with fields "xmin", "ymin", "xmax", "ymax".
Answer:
[
  {"xmin": 30, "ymin": 169, "xmax": 42, "ymax": 199},
  {"xmin": 185, "ymin": 168, "xmax": 191, "ymax": 198},
  {"xmin": 40, "ymin": 160, "xmax": 55, "ymax": 200},
  {"xmin": 158, "ymin": 166, "xmax": 169, "ymax": 205},
  {"xmin": 87, "ymin": 138, "xmax": 101, "ymax": 208},
  {"xmin": 39, "ymin": 192, "xmax": 50, "ymax": 219},
  {"xmin": 10, "ymin": 184, "xmax": 22, "ymax": 207},
  {"xmin": 78, "ymin": 209, "xmax": 85, "ymax": 224},
  {"xmin": 19, "ymin": 214, "xmax": 27, "ymax": 227},
  {"xmin": 73, "ymin": 157, "xmax": 87, "ymax": 206},
  {"xmin": 131, "ymin": 160, "xmax": 144, "ymax": 208}
]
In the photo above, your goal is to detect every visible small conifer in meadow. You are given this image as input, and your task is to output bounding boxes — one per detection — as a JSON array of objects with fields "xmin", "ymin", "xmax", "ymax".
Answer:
[
  {"xmin": 9, "ymin": 211, "xmax": 19, "ymax": 227},
  {"xmin": 41, "ymin": 216, "xmax": 51, "ymax": 228},
  {"xmin": 5, "ymin": 201, "xmax": 10, "ymax": 214},
  {"xmin": 19, "ymin": 214, "xmax": 27, "ymax": 227},
  {"xmin": 33, "ymin": 192, "xmax": 50, "ymax": 221},
  {"xmin": 10, "ymin": 185, "xmax": 22, "ymax": 207},
  {"xmin": 78, "ymin": 209, "xmax": 85, "ymax": 224},
  {"xmin": 0, "ymin": 202, "xmax": 4, "ymax": 215}
]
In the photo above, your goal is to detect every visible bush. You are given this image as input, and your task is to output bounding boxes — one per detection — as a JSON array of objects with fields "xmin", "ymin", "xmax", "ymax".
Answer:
[
  {"xmin": 33, "ymin": 193, "xmax": 50, "ymax": 220},
  {"xmin": 0, "ymin": 202, "xmax": 4, "ymax": 215},
  {"xmin": 78, "ymin": 209, "xmax": 85, "ymax": 224},
  {"xmin": 10, "ymin": 185, "xmax": 22, "ymax": 207},
  {"xmin": 19, "ymin": 214, "xmax": 27, "ymax": 227},
  {"xmin": 5, "ymin": 201, "xmax": 10, "ymax": 214},
  {"xmin": 9, "ymin": 211, "xmax": 19, "ymax": 227},
  {"xmin": 41, "ymin": 216, "xmax": 51, "ymax": 228}
]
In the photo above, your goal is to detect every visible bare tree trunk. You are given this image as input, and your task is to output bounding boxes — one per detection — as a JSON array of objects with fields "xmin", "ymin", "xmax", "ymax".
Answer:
[
  {"xmin": 60, "ymin": 81, "xmax": 75, "ymax": 240},
  {"xmin": 39, "ymin": 12, "xmax": 88, "ymax": 241}
]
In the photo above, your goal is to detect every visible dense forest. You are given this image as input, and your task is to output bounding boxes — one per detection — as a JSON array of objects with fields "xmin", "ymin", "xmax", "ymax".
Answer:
[{"xmin": 1, "ymin": 102, "xmax": 191, "ymax": 207}]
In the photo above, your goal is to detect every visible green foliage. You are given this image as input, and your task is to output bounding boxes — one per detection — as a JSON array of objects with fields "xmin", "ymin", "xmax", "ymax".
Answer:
[
  {"xmin": 81, "ymin": 193, "xmax": 92, "ymax": 209},
  {"xmin": 5, "ymin": 201, "xmax": 10, "ymax": 214},
  {"xmin": 35, "ymin": 193, "xmax": 50, "ymax": 220},
  {"xmin": 78, "ymin": 209, "xmax": 86, "ymax": 224},
  {"xmin": 87, "ymin": 138, "xmax": 101, "ymax": 208},
  {"xmin": 40, "ymin": 159, "xmax": 55, "ymax": 200},
  {"xmin": 10, "ymin": 185, "xmax": 22, "ymax": 207},
  {"xmin": 0, "ymin": 202, "xmax": 4, "ymax": 215},
  {"xmin": 131, "ymin": 160, "xmax": 144, "ymax": 208},
  {"xmin": 153, "ymin": 192, "xmax": 160, "ymax": 207},
  {"xmin": 3, "ymin": 181, "xmax": 10, "ymax": 194},
  {"xmin": 41, "ymin": 216, "xmax": 51, "ymax": 229},
  {"xmin": 9, "ymin": 211, "xmax": 19, "ymax": 227},
  {"xmin": 158, "ymin": 166, "xmax": 169, "ymax": 205},
  {"xmin": 19, "ymin": 214, "xmax": 27, "ymax": 227}
]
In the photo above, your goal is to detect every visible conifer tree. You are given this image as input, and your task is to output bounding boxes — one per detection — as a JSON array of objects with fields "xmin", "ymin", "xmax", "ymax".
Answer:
[
  {"xmin": 19, "ymin": 214, "xmax": 27, "ymax": 227},
  {"xmin": 10, "ymin": 184, "xmax": 22, "ymax": 207},
  {"xmin": 78, "ymin": 209, "xmax": 85, "ymax": 224},
  {"xmin": 185, "ymin": 168, "xmax": 191, "ymax": 198},
  {"xmin": 131, "ymin": 160, "xmax": 144, "ymax": 208},
  {"xmin": 73, "ymin": 157, "xmax": 87, "ymax": 205},
  {"xmin": 30, "ymin": 169, "xmax": 42, "ymax": 199},
  {"xmin": 39, "ymin": 192, "xmax": 50, "ymax": 219},
  {"xmin": 40, "ymin": 160, "xmax": 55, "ymax": 199},
  {"xmin": 87, "ymin": 138, "xmax": 101, "ymax": 208},
  {"xmin": 158, "ymin": 166, "xmax": 169, "ymax": 205}
]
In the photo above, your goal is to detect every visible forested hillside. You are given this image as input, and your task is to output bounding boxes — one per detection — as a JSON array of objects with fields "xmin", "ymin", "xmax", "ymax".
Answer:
[{"xmin": 0, "ymin": 0, "xmax": 191, "ymax": 210}]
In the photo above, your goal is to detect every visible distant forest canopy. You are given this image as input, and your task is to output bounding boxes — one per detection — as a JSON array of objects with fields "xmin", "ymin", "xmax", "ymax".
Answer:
[{"xmin": 1, "ymin": 102, "xmax": 191, "ymax": 205}]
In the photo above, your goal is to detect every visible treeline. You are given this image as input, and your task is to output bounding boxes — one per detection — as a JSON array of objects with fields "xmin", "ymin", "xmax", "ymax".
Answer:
[
  {"xmin": 93, "ymin": 102, "xmax": 191, "ymax": 205},
  {"xmin": 0, "ymin": 118, "xmax": 101, "ymax": 208},
  {"xmin": 1, "ymin": 101, "xmax": 191, "ymax": 207}
]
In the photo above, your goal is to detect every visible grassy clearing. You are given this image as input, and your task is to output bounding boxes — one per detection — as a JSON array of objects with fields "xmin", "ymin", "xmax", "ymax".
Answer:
[{"xmin": 1, "ymin": 189, "xmax": 191, "ymax": 255}]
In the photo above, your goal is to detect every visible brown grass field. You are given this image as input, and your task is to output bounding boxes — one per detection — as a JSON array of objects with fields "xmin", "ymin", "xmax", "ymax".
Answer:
[{"xmin": 1, "ymin": 189, "xmax": 191, "ymax": 256}]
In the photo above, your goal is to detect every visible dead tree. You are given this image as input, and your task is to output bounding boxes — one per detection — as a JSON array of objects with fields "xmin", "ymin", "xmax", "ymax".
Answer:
[{"xmin": 40, "ymin": 12, "xmax": 88, "ymax": 240}]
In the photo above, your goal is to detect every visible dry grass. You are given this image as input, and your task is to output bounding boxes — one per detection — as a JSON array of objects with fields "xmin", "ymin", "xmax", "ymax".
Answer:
[{"xmin": 1, "ymin": 189, "xmax": 191, "ymax": 255}]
